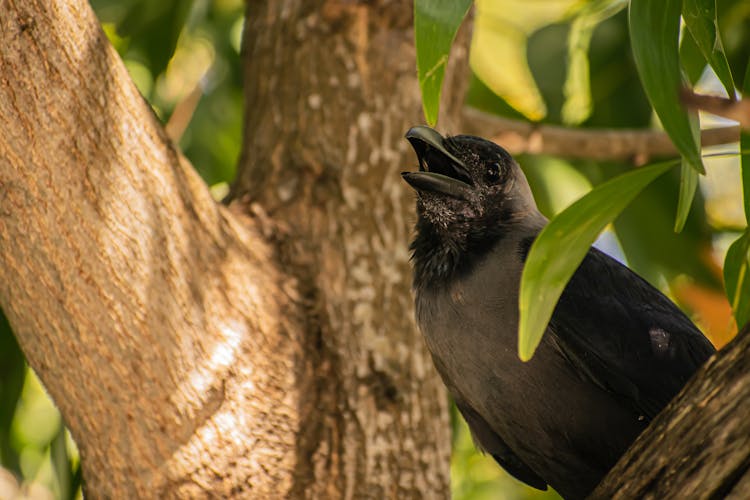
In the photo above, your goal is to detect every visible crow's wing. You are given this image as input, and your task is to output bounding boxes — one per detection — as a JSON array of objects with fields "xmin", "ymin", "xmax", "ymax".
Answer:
[
  {"xmin": 548, "ymin": 247, "xmax": 715, "ymax": 419},
  {"xmin": 455, "ymin": 400, "xmax": 547, "ymax": 490}
]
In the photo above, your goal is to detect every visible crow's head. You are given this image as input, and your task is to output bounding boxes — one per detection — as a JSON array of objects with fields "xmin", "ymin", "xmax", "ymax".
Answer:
[
  {"xmin": 402, "ymin": 126, "xmax": 543, "ymax": 287},
  {"xmin": 402, "ymin": 126, "xmax": 538, "ymax": 243}
]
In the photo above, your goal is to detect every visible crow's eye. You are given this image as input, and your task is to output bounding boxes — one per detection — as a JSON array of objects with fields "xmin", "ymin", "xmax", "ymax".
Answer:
[{"xmin": 485, "ymin": 163, "xmax": 501, "ymax": 183}]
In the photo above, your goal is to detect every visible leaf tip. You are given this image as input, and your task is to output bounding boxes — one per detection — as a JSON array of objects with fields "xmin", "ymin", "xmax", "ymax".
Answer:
[
  {"xmin": 693, "ymin": 159, "xmax": 706, "ymax": 175},
  {"xmin": 423, "ymin": 103, "xmax": 438, "ymax": 127},
  {"xmin": 517, "ymin": 324, "xmax": 538, "ymax": 362},
  {"xmin": 517, "ymin": 348, "xmax": 534, "ymax": 363}
]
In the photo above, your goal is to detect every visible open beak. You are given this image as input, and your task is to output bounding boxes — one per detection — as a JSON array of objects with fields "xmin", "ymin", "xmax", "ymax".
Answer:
[{"xmin": 401, "ymin": 126, "xmax": 473, "ymax": 201}]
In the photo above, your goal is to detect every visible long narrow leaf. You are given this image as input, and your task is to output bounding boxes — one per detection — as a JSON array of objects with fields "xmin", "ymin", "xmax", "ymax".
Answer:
[
  {"xmin": 415, "ymin": 0, "xmax": 472, "ymax": 125},
  {"xmin": 724, "ymin": 231, "xmax": 750, "ymax": 329},
  {"xmin": 724, "ymin": 60, "xmax": 750, "ymax": 330},
  {"xmin": 741, "ymin": 61, "xmax": 750, "ymax": 222},
  {"xmin": 674, "ymin": 160, "xmax": 699, "ymax": 232},
  {"xmin": 682, "ymin": 0, "xmax": 735, "ymax": 97},
  {"xmin": 629, "ymin": 0, "xmax": 704, "ymax": 173},
  {"xmin": 470, "ymin": 0, "xmax": 576, "ymax": 121},
  {"xmin": 742, "ymin": 126, "xmax": 750, "ymax": 222},
  {"xmin": 562, "ymin": 0, "xmax": 627, "ymax": 125},
  {"xmin": 562, "ymin": 13, "xmax": 597, "ymax": 125},
  {"xmin": 680, "ymin": 30, "xmax": 707, "ymax": 85},
  {"xmin": 518, "ymin": 160, "xmax": 676, "ymax": 361}
]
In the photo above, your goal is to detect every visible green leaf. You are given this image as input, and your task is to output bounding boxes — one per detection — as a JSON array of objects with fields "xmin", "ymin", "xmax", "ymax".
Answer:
[
  {"xmin": 562, "ymin": 0, "xmax": 627, "ymax": 125},
  {"xmin": 562, "ymin": 14, "xmax": 595, "ymax": 125},
  {"xmin": 682, "ymin": 0, "xmax": 735, "ymax": 97},
  {"xmin": 741, "ymin": 60, "xmax": 750, "ymax": 222},
  {"xmin": 470, "ymin": 0, "xmax": 578, "ymax": 121},
  {"xmin": 674, "ymin": 160, "xmax": 699, "ymax": 232},
  {"xmin": 118, "ymin": 0, "xmax": 194, "ymax": 77},
  {"xmin": 613, "ymin": 167, "xmax": 718, "ymax": 288},
  {"xmin": 742, "ymin": 129, "xmax": 750, "ymax": 222},
  {"xmin": 726, "ymin": 60, "xmax": 750, "ymax": 330},
  {"xmin": 518, "ymin": 160, "xmax": 676, "ymax": 361},
  {"xmin": 50, "ymin": 426, "xmax": 72, "ymax": 499},
  {"xmin": 629, "ymin": 0, "xmax": 704, "ymax": 174},
  {"xmin": 0, "ymin": 310, "xmax": 24, "ymax": 472},
  {"xmin": 680, "ymin": 30, "xmax": 707, "ymax": 85},
  {"xmin": 724, "ymin": 231, "xmax": 750, "ymax": 329},
  {"xmin": 415, "ymin": 0, "xmax": 472, "ymax": 125}
]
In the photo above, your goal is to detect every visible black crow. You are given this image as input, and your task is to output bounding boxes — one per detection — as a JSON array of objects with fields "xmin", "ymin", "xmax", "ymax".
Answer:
[{"xmin": 401, "ymin": 126, "xmax": 715, "ymax": 499}]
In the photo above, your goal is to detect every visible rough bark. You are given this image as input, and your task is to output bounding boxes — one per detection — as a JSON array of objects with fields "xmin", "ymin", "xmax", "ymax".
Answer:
[
  {"xmin": 0, "ymin": 0, "xmax": 470, "ymax": 498},
  {"xmin": 592, "ymin": 324, "xmax": 750, "ymax": 499},
  {"xmin": 233, "ymin": 1, "xmax": 469, "ymax": 497},
  {"xmin": 15, "ymin": 0, "xmax": 749, "ymax": 498},
  {"xmin": 1, "ymin": 0, "xmax": 306, "ymax": 497}
]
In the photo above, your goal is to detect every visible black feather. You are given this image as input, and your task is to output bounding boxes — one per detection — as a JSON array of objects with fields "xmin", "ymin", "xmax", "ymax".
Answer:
[{"xmin": 402, "ymin": 126, "xmax": 715, "ymax": 499}]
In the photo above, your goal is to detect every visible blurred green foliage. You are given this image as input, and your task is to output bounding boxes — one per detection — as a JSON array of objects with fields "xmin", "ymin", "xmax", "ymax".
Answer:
[
  {"xmin": 93, "ymin": 0, "xmax": 245, "ymax": 186},
  {"xmin": 0, "ymin": 310, "xmax": 79, "ymax": 499},
  {"xmin": 2, "ymin": 1, "xmax": 750, "ymax": 499}
]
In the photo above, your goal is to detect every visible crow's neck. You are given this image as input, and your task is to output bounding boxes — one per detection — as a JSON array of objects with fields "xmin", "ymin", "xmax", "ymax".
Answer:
[{"xmin": 410, "ymin": 216, "xmax": 505, "ymax": 292}]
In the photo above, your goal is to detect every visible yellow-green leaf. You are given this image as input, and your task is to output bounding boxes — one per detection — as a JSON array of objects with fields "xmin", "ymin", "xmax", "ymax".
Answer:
[
  {"xmin": 518, "ymin": 160, "xmax": 676, "ymax": 361},
  {"xmin": 562, "ymin": 0, "xmax": 627, "ymax": 125},
  {"xmin": 470, "ymin": 0, "xmax": 578, "ymax": 121}
]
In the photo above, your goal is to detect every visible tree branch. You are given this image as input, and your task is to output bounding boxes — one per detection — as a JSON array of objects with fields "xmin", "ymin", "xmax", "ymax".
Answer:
[
  {"xmin": 462, "ymin": 107, "xmax": 739, "ymax": 164},
  {"xmin": 592, "ymin": 323, "xmax": 750, "ymax": 498},
  {"xmin": 0, "ymin": 1, "xmax": 305, "ymax": 496},
  {"xmin": 681, "ymin": 89, "xmax": 750, "ymax": 130}
]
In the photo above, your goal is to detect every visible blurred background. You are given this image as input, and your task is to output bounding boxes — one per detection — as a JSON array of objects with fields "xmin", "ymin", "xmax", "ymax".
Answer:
[{"xmin": 1, "ymin": 1, "xmax": 747, "ymax": 499}]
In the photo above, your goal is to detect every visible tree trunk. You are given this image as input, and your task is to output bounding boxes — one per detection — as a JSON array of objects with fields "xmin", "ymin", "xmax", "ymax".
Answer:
[
  {"xmin": 233, "ymin": 1, "xmax": 469, "ymax": 496},
  {"xmin": 12, "ymin": 1, "xmax": 747, "ymax": 498},
  {"xmin": 0, "ymin": 0, "xmax": 468, "ymax": 497},
  {"xmin": 0, "ymin": 0, "xmax": 309, "ymax": 497},
  {"xmin": 592, "ymin": 323, "xmax": 750, "ymax": 499}
]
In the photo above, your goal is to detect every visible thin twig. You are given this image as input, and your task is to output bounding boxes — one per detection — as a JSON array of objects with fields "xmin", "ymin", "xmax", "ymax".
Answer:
[
  {"xmin": 165, "ymin": 84, "xmax": 204, "ymax": 143},
  {"xmin": 462, "ymin": 107, "xmax": 740, "ymax": 165}
]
